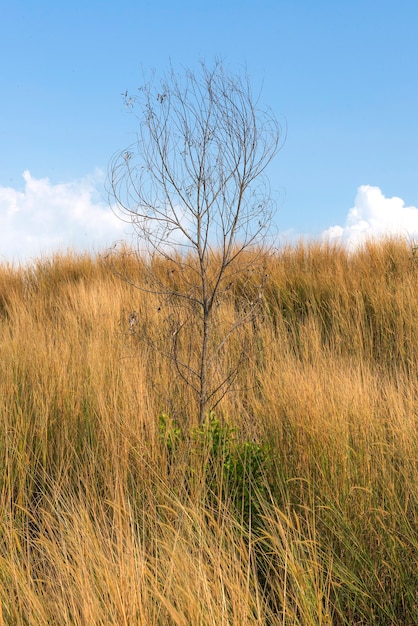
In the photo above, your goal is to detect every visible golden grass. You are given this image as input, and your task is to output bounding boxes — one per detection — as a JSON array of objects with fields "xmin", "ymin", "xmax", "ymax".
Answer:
[{"xmin": 0, "ymin": 239, "xmax": 417, "ymax": 624}]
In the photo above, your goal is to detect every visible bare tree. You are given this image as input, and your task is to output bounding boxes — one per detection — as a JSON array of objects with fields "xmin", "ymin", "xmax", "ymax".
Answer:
[{"xmin": 108, "ymin": 61, "xmax": 282, "ymax": 424}]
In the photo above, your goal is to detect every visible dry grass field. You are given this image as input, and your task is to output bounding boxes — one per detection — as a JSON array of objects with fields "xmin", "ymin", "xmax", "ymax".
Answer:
[{"xmin": 0, "ymin": 238, "xmax": 417, "ymax": 624}]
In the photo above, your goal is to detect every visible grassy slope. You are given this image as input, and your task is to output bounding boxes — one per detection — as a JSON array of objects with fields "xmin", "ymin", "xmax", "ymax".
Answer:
[{"xmin": 0, "ymin": 239, "xmax": 417, "ymax": 625}]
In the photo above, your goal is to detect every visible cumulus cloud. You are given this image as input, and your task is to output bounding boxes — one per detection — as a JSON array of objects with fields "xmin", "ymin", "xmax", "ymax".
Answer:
[
  {"xmin": 0, "ymin": 170, "xmax": 128, "ymax": 263},
  {"xmin": 323, "ymin": 185, "xmax": 418, "ymax": 248}
]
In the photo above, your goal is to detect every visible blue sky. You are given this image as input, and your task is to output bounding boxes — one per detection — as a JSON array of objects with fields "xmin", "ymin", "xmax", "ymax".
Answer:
[{"xmin": 1, "ymin": 0, "xmax": 418, "ymax": 261}]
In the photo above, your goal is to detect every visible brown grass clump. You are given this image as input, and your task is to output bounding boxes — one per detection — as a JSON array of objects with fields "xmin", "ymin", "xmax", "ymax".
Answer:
[{"xmin": 0, "ymin": 239, "xmax": 418, "ymax": 624}]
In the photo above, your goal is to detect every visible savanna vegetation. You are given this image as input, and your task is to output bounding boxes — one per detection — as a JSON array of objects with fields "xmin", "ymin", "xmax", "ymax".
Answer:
[{"xmin": 0, "ymin": 237, "xmax": 417, "ymax": 624}]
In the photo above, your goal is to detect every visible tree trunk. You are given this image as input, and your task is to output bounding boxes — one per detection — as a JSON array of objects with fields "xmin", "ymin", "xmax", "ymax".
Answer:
[{"xmin": 199, "ymin": 307, "xmax": 210, "ymax": 425}]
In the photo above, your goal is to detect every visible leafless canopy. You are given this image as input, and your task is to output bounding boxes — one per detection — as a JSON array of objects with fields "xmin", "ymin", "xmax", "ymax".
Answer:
[{"xmin": 110, "ymin": 61, "xmax": 280, "ymax": 259}]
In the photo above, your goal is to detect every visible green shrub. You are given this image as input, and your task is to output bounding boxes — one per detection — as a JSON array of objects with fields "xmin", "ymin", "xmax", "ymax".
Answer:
[{"xmin": 159, "ymin": 412, "xmax": 271, "ymax": 527}]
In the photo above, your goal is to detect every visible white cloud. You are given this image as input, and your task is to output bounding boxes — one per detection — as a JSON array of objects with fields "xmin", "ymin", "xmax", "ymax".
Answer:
[
  {"xmin": 3, "ymin": 175, "xmax": 417, "ymax": 263},
  {"xmin": 323, "ymin": 185, "xmax": 418, "ymax": 248},
  {"xmin": 0, "ymin": 170, "xmax": 128, "ymax": 263}
]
